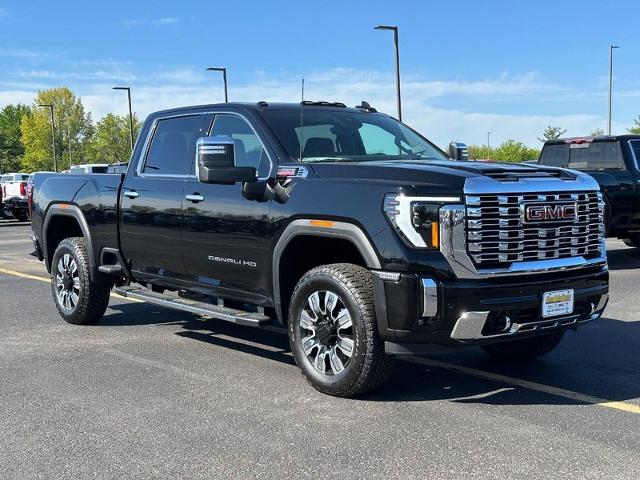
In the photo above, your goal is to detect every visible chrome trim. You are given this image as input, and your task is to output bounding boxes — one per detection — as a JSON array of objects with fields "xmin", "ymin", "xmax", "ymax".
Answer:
[
  {"xmin": 375, "ymin": 271, "xmax": 401, "ymax": 281},
  {"xmin": 123, "ymin": 190, "xmax": 139, "ymax": 198},
  {"xmin": 185, "ymin": 194, "xmax": 205, "ymax": 202},
  {"xmin": 439, "ymin": 172, "xmax": 608, "ymax": 279},
  {"xmin": 450, "ymin": 311, "xmax": 490, "ymax": 340},
  {"xmin": 629, "ymin": 140, "xmax": 640, "ymax": 171},
  {"xmin": 440, "ymin": 203, "xmax": 607, "ymax": 279},
  {"xmin": 463, "ymin": 170, "xmax": 600, "ymax": 194},
  {"xmin": 450, "ymin": 294, "xmax": 608, "ymax": 341},
  {"xmin": 421, "ymin": 278, "xmax": 438, "ymax": 318}
]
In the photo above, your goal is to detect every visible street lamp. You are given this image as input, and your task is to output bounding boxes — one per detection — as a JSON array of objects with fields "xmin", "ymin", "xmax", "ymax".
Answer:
[
  {"xmin": 206, "ymin": 67, "xmax": 228, "ymax": 103},
  {"xmin": 487, "ymin": 131, "xmax": 492, "ymax": 160},
  {"xmin": 38, "ymin": 103, "xmax": 57, "ymax": 172},
  {"xmin": 374, "ymin": 25, "xmax": 402, "ymax": 121},
  {"xmin": 607, "ymin": 44, "xmax": 619, "ymax": 136},
  {"xmin": 113, "ymin": 86, "xmax": 135, "ymax": 152}
]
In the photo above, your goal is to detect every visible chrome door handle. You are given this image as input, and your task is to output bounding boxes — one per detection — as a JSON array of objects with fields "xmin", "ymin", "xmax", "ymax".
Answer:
[
  {"xmin": 185, "ymin": 194, "xmax": 205, "ymax": 203},
  {"xmin": 123, "ymin": 190, "xmax": 139, "ymax": 199}
]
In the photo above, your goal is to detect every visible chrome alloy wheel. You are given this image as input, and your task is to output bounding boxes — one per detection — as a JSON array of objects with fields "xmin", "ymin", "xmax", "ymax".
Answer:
[
  {"xmin": 55, "ymin": 253, "xmax": 80, "ymax": 312},
  {"xmin": 299, "ymin": 290, "xmax": 355, "ymax": 375}
]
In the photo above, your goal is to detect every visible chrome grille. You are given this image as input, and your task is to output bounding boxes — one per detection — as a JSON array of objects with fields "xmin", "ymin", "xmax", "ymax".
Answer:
[{"xmin": 465, "ymin": 191, "xmax": 604, "ymax": 267}]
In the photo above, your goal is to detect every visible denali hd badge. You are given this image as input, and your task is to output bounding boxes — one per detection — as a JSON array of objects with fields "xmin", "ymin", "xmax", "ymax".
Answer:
[{"xmin": 523, "ymin": 203, "xmax": 577, "ymax": 222}]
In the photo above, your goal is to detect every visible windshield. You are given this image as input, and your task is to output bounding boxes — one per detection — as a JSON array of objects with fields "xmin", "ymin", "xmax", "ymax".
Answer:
[{"xmin": 259, "ymin": 109, "xmax": 448, "ymax": 163}]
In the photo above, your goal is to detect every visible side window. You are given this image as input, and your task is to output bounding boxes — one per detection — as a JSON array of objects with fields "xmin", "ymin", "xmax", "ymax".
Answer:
[
  {"xmin": 209, "ymin": 114, "xmax": 269, "ymax": 177},
  {"xmin": 144, "ymin": 114, "xmax": 212, "ymax": 176},
  {"xmin": 359, "ymin": 123, "xmax": 408, "ymax": 155}
]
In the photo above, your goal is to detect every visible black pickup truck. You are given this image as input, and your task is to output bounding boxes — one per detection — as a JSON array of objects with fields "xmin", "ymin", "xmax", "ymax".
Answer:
[
  {"xmin": 31, "ymin": 102, "xmax": 609, "ymax": 397},
  {"xmin": 538, "ymin": 135, "xmax": 640, "ymax": 247}
]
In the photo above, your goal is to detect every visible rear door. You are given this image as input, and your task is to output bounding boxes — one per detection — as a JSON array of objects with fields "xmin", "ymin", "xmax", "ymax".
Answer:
[
  {"xmin": 182, "ymin": 112, "xmax": 274, "ymax": 303},
  {"xmin": 120, "ymin": 112, "xmax": 213, "ymax": 284}
]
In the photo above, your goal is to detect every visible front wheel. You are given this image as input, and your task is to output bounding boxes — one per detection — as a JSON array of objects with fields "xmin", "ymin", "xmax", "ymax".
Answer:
[
  {"xmin": 623, "ymin": 236, "xmax": 640, "ymax": 248},
  {"xmin": 481, "ymin": 331, "xmax": 565, "ymax": 361},
  {"xmin": 51, "ymin": 237, "xmax": 111, "ymax": 325},
  {"xmin": 288, "ymin": 263, "xmax": 393, "ymax": 397}
]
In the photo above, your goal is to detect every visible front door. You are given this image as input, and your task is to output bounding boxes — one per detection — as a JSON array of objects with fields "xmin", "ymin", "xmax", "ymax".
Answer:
[
  {"xmin": 120, "ymin": 112, "xmax": 213, "ymax": 284},
  {"xmin": 182, "ymin": 113, "xmax": 273, "ymax": 303}
]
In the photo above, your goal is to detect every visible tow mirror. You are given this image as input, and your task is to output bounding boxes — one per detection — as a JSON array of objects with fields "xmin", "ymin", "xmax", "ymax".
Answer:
[
  {"xmin": 196, "ymin": 137, "xmax": 257, "ymax": 185},
  {"xmin": 448, "ymin": 142, "xmax": 469, "ymax": 161}
]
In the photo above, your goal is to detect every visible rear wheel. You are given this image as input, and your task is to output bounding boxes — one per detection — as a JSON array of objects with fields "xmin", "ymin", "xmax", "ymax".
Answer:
[
  {"xmin": 481, "ymin": 331, "xmax": 564, "ymax": 361},
  {"xmin": 288, "ymin": 263, "xmax": 393, "ymax": 397},
  {"xmin": 51, "ymin": 237, "xmax": 111, "ymax": 325},
  {"xmin": 623, "ymin": 236, "xmax": 640, "ymax": 248}
]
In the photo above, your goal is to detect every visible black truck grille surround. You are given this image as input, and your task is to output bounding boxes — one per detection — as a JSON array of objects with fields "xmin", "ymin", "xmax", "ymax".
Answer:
[{"xmin": 465, "ymin": 191, "xmax": 603, "ymax": 267}]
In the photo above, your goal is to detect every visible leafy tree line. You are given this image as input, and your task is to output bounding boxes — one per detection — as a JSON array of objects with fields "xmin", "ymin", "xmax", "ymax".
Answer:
[{"xmin": 0, "ymin": 86, "xmax": 141, "ymax": 173}]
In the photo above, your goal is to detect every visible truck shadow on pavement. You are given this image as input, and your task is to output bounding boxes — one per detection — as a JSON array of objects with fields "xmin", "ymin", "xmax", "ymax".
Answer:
[
  {"xmin": 606, "ymin": 247, "xmax": 640, "ymax": 270},
  {"xmin": 99, "ymin": 303, "xmax": 640, "ymax": 406}
]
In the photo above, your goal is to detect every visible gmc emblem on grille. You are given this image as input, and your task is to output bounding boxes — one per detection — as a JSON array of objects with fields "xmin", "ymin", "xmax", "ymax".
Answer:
[{"xmin": 523, "ymin": 203, "xmax": 577, "ymax": 222}]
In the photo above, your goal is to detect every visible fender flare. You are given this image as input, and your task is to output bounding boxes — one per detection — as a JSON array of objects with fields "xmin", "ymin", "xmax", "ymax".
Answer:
[
  {"xmin": 271, "ymin": 219, "xmax": 381, "ymax": 322},
  {"xmin": 42, "ymin": 204, "xmax": 98, "ymax": 280}
]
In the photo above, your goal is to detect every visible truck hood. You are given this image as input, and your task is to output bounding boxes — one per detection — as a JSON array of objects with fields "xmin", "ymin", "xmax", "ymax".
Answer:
[{"xmin": 307, "ymin": 160, "xmax": 579, "ymax": 191}]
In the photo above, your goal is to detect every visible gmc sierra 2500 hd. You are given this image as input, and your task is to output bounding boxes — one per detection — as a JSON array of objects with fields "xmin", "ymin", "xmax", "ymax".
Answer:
[{"xmin": 31, "ymin": 102, "xmax": 609, "ymax": 397}]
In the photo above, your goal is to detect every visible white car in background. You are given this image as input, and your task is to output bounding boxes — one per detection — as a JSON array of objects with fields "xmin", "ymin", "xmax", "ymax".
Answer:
[
  {"xmin": 1, "ymin": 172, "xmax": 30, "ymax": 221},
  {"xmin": 69, "ymin": 164, "xmax": 109, "ymax": 174}
]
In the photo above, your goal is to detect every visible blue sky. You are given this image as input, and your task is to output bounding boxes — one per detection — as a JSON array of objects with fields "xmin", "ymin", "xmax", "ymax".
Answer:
[{"xmin": 1, "ymin": 0, "xmax": 639, "ymax": 147}]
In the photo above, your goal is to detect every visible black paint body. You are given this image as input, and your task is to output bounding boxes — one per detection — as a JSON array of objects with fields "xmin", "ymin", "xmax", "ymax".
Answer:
[{"xmin": 31, "ymin": 103, "xmax": 609, "ymax": 346}]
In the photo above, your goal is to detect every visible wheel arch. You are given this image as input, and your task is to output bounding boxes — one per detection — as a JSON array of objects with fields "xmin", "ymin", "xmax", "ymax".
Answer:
[
  {"xmin": 42, "ymin": 204, "xmax": 100, "ymax": 281},
  {"xmin": 272, "ymin": 219, "xmax": 381, "ymax": 324}
]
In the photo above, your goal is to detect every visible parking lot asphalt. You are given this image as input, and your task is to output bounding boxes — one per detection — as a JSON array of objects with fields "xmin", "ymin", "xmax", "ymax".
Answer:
[{"xmin": 0, "ymin": 218, "xmax": 639, "ymax": 479}]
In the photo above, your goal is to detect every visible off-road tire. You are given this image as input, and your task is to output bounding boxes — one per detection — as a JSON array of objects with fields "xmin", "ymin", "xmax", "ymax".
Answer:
[
  {"xmin": 481, "ymin": 331, "xmax": 565, "ymax": 361},
  {"xmin": 51, "ymin": 237, "xmax": 111, "ymax": 325},
  {"xmin": 288, "ymin": 263, "xmax": 393, "ymax": 397}
]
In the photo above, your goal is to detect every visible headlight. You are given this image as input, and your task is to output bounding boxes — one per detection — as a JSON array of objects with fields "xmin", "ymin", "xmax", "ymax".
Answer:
[{"xmin": 383, "ymin": 193, "xmax": 460, "ymax": 249}]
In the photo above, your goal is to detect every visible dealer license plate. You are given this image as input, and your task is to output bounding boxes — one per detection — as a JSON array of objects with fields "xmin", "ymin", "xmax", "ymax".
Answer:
[{"xmin": 542, "ymin": 289, "xmax": 574, "ymax": 318}]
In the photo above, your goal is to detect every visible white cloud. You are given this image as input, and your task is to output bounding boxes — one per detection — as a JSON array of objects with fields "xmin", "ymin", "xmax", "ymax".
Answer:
[
  {"xmin": 0, "ymin": 48, "xmax": 62, "ymax": 59},
  {"xmin": 122, "ymin": 17, "xmax": 179, "ymax": 28},
  {"xmin": 0, "ymin": 66, "xmax": 625, "ymax": 147}
]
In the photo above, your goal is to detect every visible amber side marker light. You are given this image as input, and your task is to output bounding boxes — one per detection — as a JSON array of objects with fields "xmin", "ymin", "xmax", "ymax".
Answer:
[
  {"xmin": 309, "ymin": 220, "xmax": 336, "ymax": 228},
  {"xmin": 431, "ymin": 222, "xmax": 439, "ymax": 248}
]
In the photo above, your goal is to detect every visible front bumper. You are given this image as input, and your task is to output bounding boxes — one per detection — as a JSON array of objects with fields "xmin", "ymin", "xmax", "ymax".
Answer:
[{"xmin": 372, "ymin": 266, "xmax": 609, "ymax": 347}]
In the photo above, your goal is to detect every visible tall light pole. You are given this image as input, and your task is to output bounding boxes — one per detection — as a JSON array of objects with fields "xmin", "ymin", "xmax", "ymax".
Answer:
[
  {"xmin": 206, "ymin": 67, "xmax": 228, "ymax": 103},
  {"xmin": 487, "ymin": 131, "xmax": 492, "ymax": 160},
  {"xmin": 113, "ymin": 86, "xmax": 135, "ymax": 152},
  {"xmin": 607, "ymin": 44, "xmax": 619, "ymax": 135},
  {"xmin": 38, "ymin": 103, "xmax": 57, "ymax": 172},
  {"xmin": 374, "ymin": 25, "xmax": 402, "ymax": 121}
]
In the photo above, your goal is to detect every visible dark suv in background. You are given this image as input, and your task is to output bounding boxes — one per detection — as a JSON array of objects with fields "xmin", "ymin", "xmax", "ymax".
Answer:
[{"xmin": 539, "ymin": 135, "xmax": 640, "ymax": 247}]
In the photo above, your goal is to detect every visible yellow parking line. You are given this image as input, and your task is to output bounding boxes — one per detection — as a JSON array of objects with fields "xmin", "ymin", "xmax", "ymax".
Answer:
[
  {"xmin": 407, "ymin": 357, "xmax": 640, "ymax": 415},
  {"xmin": 0, "ymin": 266, "xmax": 139, "ymax": 302},
  {"xmin": 1, "ymin": 265, "xmax": 639, "ymax": 414}
]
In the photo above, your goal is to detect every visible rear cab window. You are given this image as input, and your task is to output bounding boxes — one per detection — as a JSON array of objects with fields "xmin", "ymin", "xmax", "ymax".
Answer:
[{"xmin": 540, "ymin": 141, "xmax": 625, "ymax": 171}]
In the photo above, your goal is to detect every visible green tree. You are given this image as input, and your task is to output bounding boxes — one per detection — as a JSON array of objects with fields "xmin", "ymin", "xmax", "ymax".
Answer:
[
  {"xmin": 537, "ymin": 125, "xmax": 567, "ymax": 142},
  {"xmin": 20, "ymin": 87, "xmax": 94, "ymax": 172},
  {"xmin": 86, "ymin": 113, "xmax": 141, "ymax": 164},
  {"xmin": 466, "ymin": 144, "xmax": 491, "ymax": 160},
  {"xmin": 628, "ymin": 116, "xmax": 640, "ymax": 134},
  {"xmin": 0, "ymin": 104, "xmax": 31, "ymax": 173},
  {"xmin": 492, "ymin": 140, "xmax": 540, "ymax": 163},
  {"xmin": 590, "ymin": 128, "xmax": 605, "ymax": 136}
]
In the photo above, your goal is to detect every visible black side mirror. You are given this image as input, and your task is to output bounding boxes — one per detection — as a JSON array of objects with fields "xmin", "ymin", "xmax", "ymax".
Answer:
[
  {"xmin": 196, "ymin": 137, "xmax": 257, "ymax": 185},
  {"xmin": 448, "ymin": 142, "xmax": 469, "ymax": 161}
]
